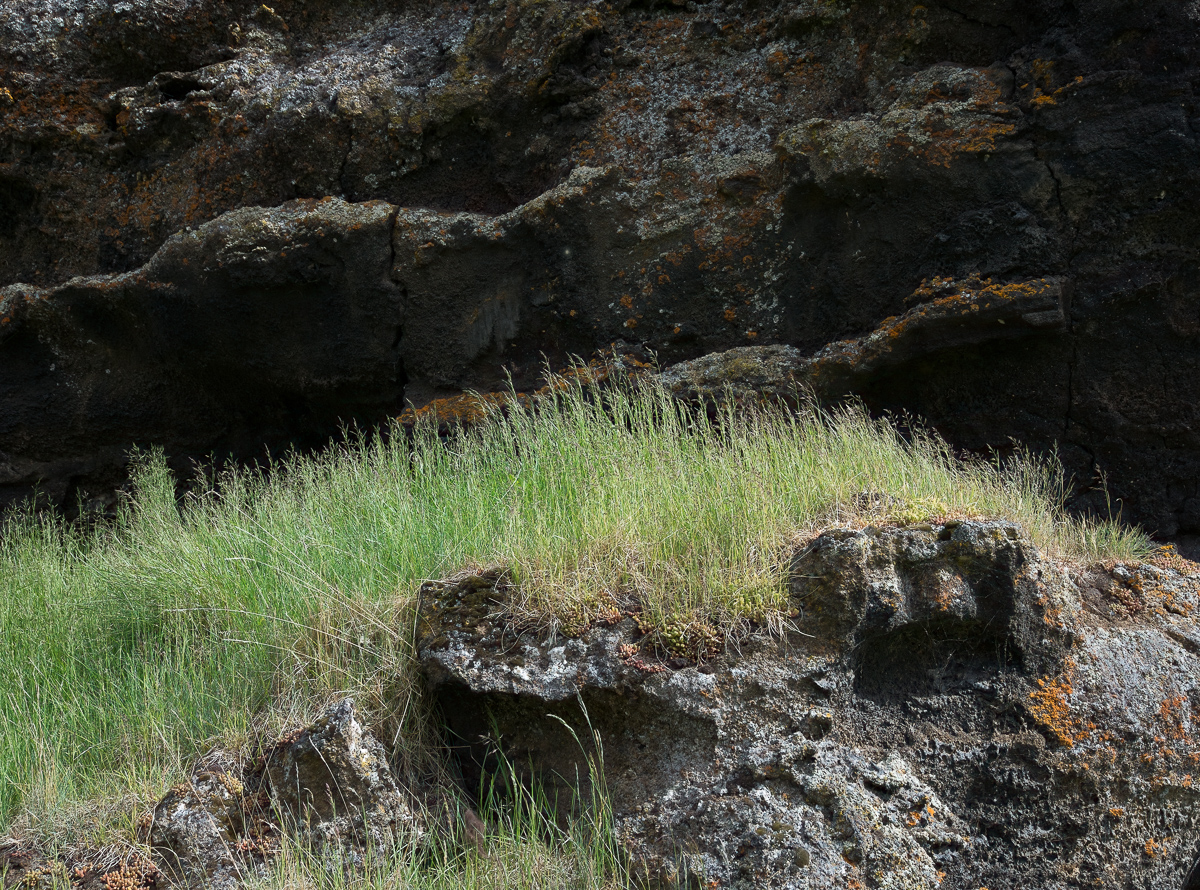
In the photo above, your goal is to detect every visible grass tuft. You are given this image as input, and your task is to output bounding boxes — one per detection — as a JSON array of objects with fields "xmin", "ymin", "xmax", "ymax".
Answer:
[{"xmin": 0, "ymin": 377, "xmax": 1150, "ymax": 841}]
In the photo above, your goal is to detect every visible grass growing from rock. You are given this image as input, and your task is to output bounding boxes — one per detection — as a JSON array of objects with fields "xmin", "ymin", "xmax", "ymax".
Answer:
[{"xmin": 0, "ymin": 378, "xmax": 1150, "ymax": 849}]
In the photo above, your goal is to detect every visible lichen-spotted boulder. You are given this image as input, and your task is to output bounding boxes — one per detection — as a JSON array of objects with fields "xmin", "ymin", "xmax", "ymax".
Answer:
[
  {"xmin": 150, "ymin": 752, "xmax": 263, "ymax": 890},
  {"xmin": 265, "ymin": 698, "xmax": 423, "ymax": 852}
]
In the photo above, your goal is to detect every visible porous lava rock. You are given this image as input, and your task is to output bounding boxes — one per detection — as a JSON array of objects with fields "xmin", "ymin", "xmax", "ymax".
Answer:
[
  {"xmin": 418, "ymin": 521, "xmax": 1200, "ymax": 889},
  {"xmin": 2, "ymin": 0, "xmax": 1200, "ymax": 541},
  {"xmin": 150, "ymin": 751, "xmax": 267, "ymax": 890},
  {"xmin": 265, "ymin": 698, "xmax": 423, "ymax": 851},
  {"xmin": 149, "ymin": 700, "xmax": 420, "ymax": 888}
]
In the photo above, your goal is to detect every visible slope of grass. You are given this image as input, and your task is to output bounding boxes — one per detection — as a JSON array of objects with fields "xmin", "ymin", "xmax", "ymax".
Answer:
[{"xmin": 0, "ymin": 379, "xmax": 1151, "ymax": 841}]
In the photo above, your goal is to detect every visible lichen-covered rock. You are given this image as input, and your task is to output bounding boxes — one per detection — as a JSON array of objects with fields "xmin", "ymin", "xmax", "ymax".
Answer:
[
  {"xmin": 660, "ymin": 277, "xmax": 1068, "ymax": 406},
  {"xmin": 417, "ymin": 572, "xmax": 646, "ymax": 701},
  {"xmin": 150, "ymin": 752, "xmax": 263, "ymax": 890},
  {"xmin": 148, "ymin": 702, "xmax": 420, "ymax": 888},
  {"xmin": 2, "ymin": 0, "xmax": 1200, "ymax": 545},
  {"xmin": 658, "ymin": 345, "xmax": 811, "ymax": 406},
  {"xmin": 790, "ymin": 520, "xmax": 1078, "ymax": 675},
  {"xmin": 265, "ymin": 698, "xmax": 422, "ymax": 852},
  {"xmin": 418, "ymin": 521, "xmax": 1200, "ymax": 889}
]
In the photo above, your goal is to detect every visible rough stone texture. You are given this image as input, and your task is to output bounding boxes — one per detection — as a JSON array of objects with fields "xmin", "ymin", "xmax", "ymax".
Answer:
[
  {"xmin": 0, "ymin": 196, "xmax": 402, "ymax": 512},
  {"xmin": 265, "ymin": 698, "xmax": 423, "ymax": 851},
  {"xmin": 658, "ymin": 277, "xmax": 1069, "ymax": 403},
  {"xmin": 147, "ymin": 701, "xmax": 420, "ymax": 888},
  {"xmin": 418, "ymin": 522, "xmax": 1200, "ymax": 889},
  {"xmin": 149, "ymin": 751, "xmax": 267, "ymax": 890},
  {"xmin": 2, "ymin": 0, "xmax": 1200, "ymax": 538}
]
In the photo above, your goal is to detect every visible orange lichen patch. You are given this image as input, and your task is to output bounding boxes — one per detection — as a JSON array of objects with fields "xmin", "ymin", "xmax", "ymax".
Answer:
[
  {"xmin": 905, "ymin": 117, "xmax": 1017, "ymax": 168},
  {"xmin": 1151, "ymin": 544, "xmax": 1200, "ymax": 576},
  {"xmin": 1159, "ymin": 695, "xmax": 1190, "ymax": 741},
  {"xmin": 0, "ymin": 76, "xmax": 110, "ymax": 138},
  {"xmin": 907, "ymin": 274, "xmax": 957, "ymax": 302},
  {"xmin": 1101, "ymin": 563, "xmax": 1195, "ymax": 618},
  {"xmin": 931, "ymin": 576, "xmax": 963, "ymax": 613},
  {"xmin": 401, "ymin": 391, "xmax": 515, "ymax": 426},
  {"xmin": 1022, "ymin": 59, "xmax": 1084, "ymax": 109},
  {"xmin": 398, "ymin": 358, "xmax": 645, "ymax": 428},
  {"xmin": 807, "ymin": 274, "xmax": 1062, "ymax": 386},
  {"xmin": 907, "ymin": 274, "xmax": 1057, "ymax": 313},
  {"xmin": 784, "ymin": 67, "xmax": 1019, "ymax": 175},
  {"xmin": 1028, "ymin": 665, "xmax": 1079, "ymax": 747},
  {"xmin": 1144, "ymin": 838, "xmax": 1170, "ymax": 859},
  {"xmin": 1031, "ymin": 59, "xmax": 1055, "ymax": 85},
  {"xmin": 905, "ymin": 802, "xmax": 938, "ymax": 827},
  {"xmin": 662, "ymin": 245, "xmax": 693, "ymax": 267}
]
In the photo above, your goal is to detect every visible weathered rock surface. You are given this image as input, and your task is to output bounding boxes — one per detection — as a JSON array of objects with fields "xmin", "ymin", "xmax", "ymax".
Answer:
[
  {"xmin": 265, "ymin": 697, "xmax": 423, "ymax": 851},
  {"xmin": 2, "ymin": 0, "xmax": 1199, "ymax": 540},
  {"xmin": 418, "ymin": 522, "xmax": 1200, "ymax": 889},
  {"xmin": 1, "ymin": 197, "xmax": 403, "ymax": 511},
  {"xmin": 150, "ymin": 751, "xmax": 268, "ymax": 890},
  {"xmin": 149, "ymin": 700, "xmax": 419, "ymax": 888},
  {"xmin": 659, "ymin": 276, "xmax": 1069, "ymax": 403}
]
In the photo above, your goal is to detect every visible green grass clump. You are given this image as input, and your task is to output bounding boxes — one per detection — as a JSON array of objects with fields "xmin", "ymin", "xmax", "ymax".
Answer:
[{"xmin": 0, "ymin": 378, "xmax": 1150, "ymax": 842}]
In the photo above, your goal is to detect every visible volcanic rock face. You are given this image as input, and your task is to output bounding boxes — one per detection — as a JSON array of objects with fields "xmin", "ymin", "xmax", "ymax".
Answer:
[
  {"xmin": 2, "ymin": 0, "xmax": 1199, "ymax": 536},
  {"xmin": 417, "ymin": 522, "xmax": 1200, "ymax": 889},
  {"xmin": 0, "ymin": 197, "xmax": 403, "ymax": 509}
]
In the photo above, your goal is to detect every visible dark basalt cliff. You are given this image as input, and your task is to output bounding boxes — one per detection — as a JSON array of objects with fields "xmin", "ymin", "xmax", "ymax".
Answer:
[{"xmin": 1, "ymin": 0, "xmax": 1198, "ymax": 535}]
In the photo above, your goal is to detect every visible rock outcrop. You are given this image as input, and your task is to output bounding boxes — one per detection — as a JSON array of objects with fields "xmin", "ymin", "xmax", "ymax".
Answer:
[
  {"xmin": 151, "ymin": 751, "xmax": 266, "ymax": 890},
  {"xmin": 2, "ymin": 0, "xmax": 1199, "ymax": 540},
  {"xmin": 418, "ymin": 522, "xmax": 1200, "ymax": 889},
  {"xmin": 0, "ymin": 197, "xmax": 404, "ymax": 512},
  {"xmin": 149, "ymin": 699, "xmax": 420, "ymax": 889},
  {"xmin": 265, "ymin": 698, "xmax": 423, "ymax": 852}
]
